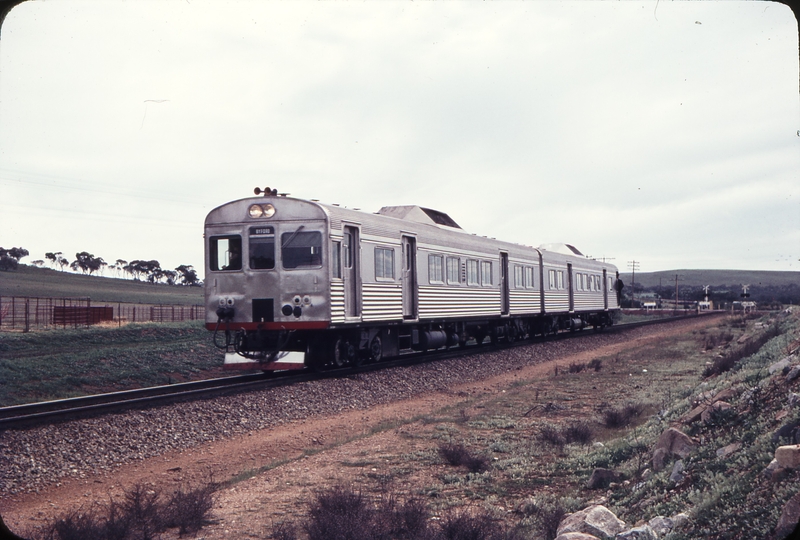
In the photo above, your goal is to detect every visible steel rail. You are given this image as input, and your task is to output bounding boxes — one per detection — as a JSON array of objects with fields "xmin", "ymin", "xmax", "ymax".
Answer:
[{"xmin": 0, "ymin": 312, "xmax": 718, "ymax": 431}]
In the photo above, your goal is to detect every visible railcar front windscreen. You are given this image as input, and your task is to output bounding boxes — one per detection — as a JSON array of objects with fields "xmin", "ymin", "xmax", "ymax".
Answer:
[{"xmin": 281, "ymin": 231, "xmax": 323, "ymax": 268}]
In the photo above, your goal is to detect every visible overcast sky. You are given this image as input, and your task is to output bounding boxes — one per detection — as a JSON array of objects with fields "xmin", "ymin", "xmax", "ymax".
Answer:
[{"xmin": 1, "ymin": 0, "xmax": 798, "ymax": 277}]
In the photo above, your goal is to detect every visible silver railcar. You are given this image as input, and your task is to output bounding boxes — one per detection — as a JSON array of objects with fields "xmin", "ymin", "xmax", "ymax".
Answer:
[{"xmin": 205, "ymin": 188, "xmax": 620, "ymax": 370}]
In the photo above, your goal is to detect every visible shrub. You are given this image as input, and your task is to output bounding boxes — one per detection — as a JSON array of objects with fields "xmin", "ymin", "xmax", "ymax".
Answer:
[
  {"xmin": 563, "ymin": 422, "xmax": 593, "ymax": 445},
  {"xmin": 438, "ymin": 443, "xmax": 490, "ymax": 472},
  {"xmin": 538, "ymin": 424, "xmax": 566, "ymax": 447},
  {"xmin": 602, "ymin": 403, "xmax": 645, "ymax": 428},
  {"xmin": 587, "ymin": 358, "xmax": 603, "ymax": 371},
  {"xmin": 568, "ymin": 362, "xmax": 585, "ymax": 373},
  {"xmin": 31, "ymin": 482, "xmax": 217, "ymax": 540}
]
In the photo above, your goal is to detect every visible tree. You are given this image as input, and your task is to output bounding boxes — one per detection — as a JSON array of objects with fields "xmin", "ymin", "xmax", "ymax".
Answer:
[
  {"xmin": 0, "ymin": 246, "xmax": 28, "ymax": 272},
  {"xmin": 70, "ymin": 252, "xmax": 106, "ymax": 275},
  {"xmin": 175, "ymin": 264, "xmax": 200, "ymax": 286},
  {"xmin": 114, "ymin": 259, "xmax": 128, "ymax": 278},
  {"xmin": 31, "ymin": 260, "xmax": 45, "ymax": 267}
]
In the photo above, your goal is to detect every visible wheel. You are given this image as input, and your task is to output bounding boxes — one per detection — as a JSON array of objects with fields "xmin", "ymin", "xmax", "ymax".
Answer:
[
  {"xmin": 369, "ymin": 335, "xmax": 383, "ymax": 363},
  {"xmin": 507, "ymin": 325, "xmax": 517, "ymax": 343},
  {"xmin": 332, "ymin": 337, "xmax": 347, "ymax": 368}
]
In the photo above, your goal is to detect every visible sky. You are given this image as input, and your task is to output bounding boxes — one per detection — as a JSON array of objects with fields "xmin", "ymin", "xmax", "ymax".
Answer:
[{"xmin": 0, "ymin": 0, "xmax": 798, "ymax": 278}]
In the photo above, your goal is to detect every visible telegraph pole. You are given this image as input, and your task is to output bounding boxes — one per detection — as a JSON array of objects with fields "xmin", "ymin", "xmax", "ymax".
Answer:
[
  {"xmin": 673, "ymin": 274, "xmax": 684, "ymax": 312},
  {"xmin": 628, "ymin": 260, "xmax": 640, "ymax": 307}
]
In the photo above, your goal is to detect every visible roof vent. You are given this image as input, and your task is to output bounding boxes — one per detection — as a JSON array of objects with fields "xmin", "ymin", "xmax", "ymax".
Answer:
[
  {"xmin": 538, "ymin": 243, "xmax": 584, "ymax": 256},
  {"xmin": 376, "ymin": 205, "xmax": 461, "ymax": 229}
]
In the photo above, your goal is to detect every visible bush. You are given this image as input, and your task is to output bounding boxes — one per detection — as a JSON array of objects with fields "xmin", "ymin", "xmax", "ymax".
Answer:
[
  {"xmin": 538, "ymin": 424, "xmax": 566, "ymax": 447},
  {"xmin": 563, "ymin": 422, "xmax": 593, "ymax": 445},
  {"xmin": 438, "ymin": 443, "xmax": 490, "ymax": 473},
  {"xmin": 31, "ymin": 482, "xmax": 216, "ymax": 540},
  {"xmin": 602, "ymin": 403, "xmax": 645, "ymax": 428}
]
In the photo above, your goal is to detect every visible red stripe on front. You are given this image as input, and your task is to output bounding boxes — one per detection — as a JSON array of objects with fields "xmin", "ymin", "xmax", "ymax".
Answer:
[{"xmin": 205, "ymin": 321, "xmax": 330, "ymax": 331}]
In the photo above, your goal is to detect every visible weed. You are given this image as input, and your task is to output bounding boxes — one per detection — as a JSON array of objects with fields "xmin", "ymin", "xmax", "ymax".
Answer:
[
  {"xmin": 568, "ymin": 362, "xmax": 585, "ymax": 374},
  {"xmin": 587, "ymin": 358, "xmax": 603, "ymax": 371},
  {"xmin": 537, "ymin": 424, "xmax": 565, "ymax": 447}
]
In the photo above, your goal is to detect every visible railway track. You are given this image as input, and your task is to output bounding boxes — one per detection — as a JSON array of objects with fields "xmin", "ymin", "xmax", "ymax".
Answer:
[{"xmin": 0, "ymin": 312, "xmax": 717, "ymax": 431}]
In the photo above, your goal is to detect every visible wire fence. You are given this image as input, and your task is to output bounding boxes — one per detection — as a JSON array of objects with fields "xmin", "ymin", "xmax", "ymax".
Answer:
[{"xmin": 0, "ymin": 296, "xmax": 204, "ymax": 332}]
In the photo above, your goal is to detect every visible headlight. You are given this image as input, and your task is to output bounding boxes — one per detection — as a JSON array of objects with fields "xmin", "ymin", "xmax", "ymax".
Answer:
[{"xmin": 248, "ymin": 203, "xmax": 276, "ymax": 219}]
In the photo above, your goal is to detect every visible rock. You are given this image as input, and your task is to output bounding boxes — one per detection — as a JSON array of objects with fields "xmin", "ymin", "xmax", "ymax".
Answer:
[
  {"xmin": 652, "ymin": 428, "xmax": 697, "ymax": 471},
  {"xmin": 770, "ymin": 357, "xmax": 793, "ymax": 374},
  {"xmin": 787, "ymin": 366, "xmax": 800, "ymax": 382},
  {"xmin": 763, "ymin": 459, "xmax": 789, "ymax": 482},
  {"xmin": 671, "ymin": 512, "xmax": 690, "ymax": 529},
  {"xmin": 775, "ymin": 445, "xmax": 800, "ymax": 469},
  {"xmin": 555, "ymin": 533, "xmax": 600, "ymax": 540},
  {"xmin": 678, "ymin": 404, "xmax": 706, "ymax": 425},
  {"xmin": 557, "ymin": 505, "xmax": 626, "ymax": 538},
  {"xmin": 691, "ymin": 390, "xmax": 716, "ymax": 407},
  {"xmin": 647, "ymin": 516, "xmax": 673, "ymax": 536},
  {"xmin": 587, "ymin": 468, "xmax": 623, "ymax": 489},
  {"xmin": 669, "ymin": 459, "xmax": 685, "ymax": 484},
  {"xmin": 701, "ymin": 401, "xmax": 732, "ymax": 424},
  {"xmin": 775, "ymin": 490, "xmax": 800, "ymax": 539},
  {"xmin": 789, "ymin": 392, "xmax": 800, "ymax": 408},
  {"xmin": 716, "ymin": 442, "xmax": 741, "ymax": 458},
  {"xmin": 615, "ymin": 524, "xmax": 657, "ymax": 540},
  {"xmin": 773, "ymin": 421, "xmax": 800, "ymax": 444}
]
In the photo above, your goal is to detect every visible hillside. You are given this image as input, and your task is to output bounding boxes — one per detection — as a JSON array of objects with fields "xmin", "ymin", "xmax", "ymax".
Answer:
[
  {"xmin": 0, "ymin": 264, "xmax": 203, "ymax": 305},
  {"xmin": 619, "ymin": 269, "xmax": 800, "ymax": 289}
]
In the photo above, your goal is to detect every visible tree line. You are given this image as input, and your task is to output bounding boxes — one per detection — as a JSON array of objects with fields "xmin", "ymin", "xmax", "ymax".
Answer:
[{"xmin": 0, "ymin": 246, "xmax": 200, "ymax": 286}]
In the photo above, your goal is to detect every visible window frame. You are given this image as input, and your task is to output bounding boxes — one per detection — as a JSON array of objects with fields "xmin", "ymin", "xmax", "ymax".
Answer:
[
  {"xmin": 428, "ymin": 254, "xmax": 444, "ymax": 284},
  {"xmin": 375, "ymin": 246, "xmax": 395, "ymax": 281},
  {"xmin": 480, "ymin": 260, "xmax": 492, "ymax": 287},
  {"xmin": 466, "ymin": 259, "xmax": 479, "ymax": 286},
  {"xmin": 446, "ymin": 256, "xmax": 460, "ymax": 285},
  {"xmin": 209, "ymin": 235, "xmax": 242, "ymax": 272}
]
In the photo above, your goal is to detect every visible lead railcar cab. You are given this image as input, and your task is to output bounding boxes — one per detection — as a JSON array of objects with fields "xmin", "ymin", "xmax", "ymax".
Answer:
[{"xmin": 205, "ymin": 188, "xmax": 621, "ymax": 371}]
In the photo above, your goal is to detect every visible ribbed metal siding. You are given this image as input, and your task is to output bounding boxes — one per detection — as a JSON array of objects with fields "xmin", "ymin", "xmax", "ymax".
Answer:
[
  {"xmin": 573, "ymin": 292, "xmax": 605, "ymax": 312},
  {"xmin": 418, "ymin": 286, "xmax": 500, "ymax": 318},
  {"xmin": 509, "ymin": 290, "xmax": 541, "ymax": 314},
  {"xmin": 544, "ymin": 292, "xmax": 569, "ymax": 312},
  {"xmin": 331, "ymin": 281, "xmax": 345, "ymax": 323},
  {"xmin": 362, "ymin": 283, "xmax": 403, "ymax": 321}
]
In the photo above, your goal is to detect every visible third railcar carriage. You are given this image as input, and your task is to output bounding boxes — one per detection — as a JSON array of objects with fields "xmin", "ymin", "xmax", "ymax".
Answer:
[{"xmin": 205, "ymin": 188, "xmax": 621, "ymax": 370}]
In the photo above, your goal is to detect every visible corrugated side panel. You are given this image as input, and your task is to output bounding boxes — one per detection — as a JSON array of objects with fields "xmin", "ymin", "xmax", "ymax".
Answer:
[
  {"xmin": 544, "ymin": 292, "xmax": 569, "ymax": 312},
  {"xmin": 331, "ymin": 281, "xmax": 345, "ymax": 323},
  {"xmin": 573, "ymin": 293, "xmax": 605, "ymax": 312},
  {"xmin": 362, "ymin": 283, "xmax": 403, "ymax": 321},
  {"xmin": 509, "ymin": 290, "xmax": 541, "ymax": 314},
  {"xmin": 419, "ymin": 286, "xmax": 500, "ymax": 318}
]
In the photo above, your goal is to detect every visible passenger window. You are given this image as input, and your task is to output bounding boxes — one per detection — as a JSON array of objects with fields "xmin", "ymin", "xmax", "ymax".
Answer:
[
  {"xmin": 249, "ymin": 227, "xmax": 275, "ymax": 270},
  {"xmin": 281, "ymin": 231, "xmax": 323, "ymax": 269},
  {"xmin": 557, "ymin": 270, "xmax": 564, "ymax": 290},
  {"xmin": 428, "ymin": 254, "xmax": 444, "ymax": 284},
  {"xmin": 467, "ymin": 260, "xmax": 479, "ymax": 286},
  {"xmin": 446, "ymin": 257, "xmax": 460, "ymax": 284},
  {"xmin": 210, "ymin": 235, "xmax": 242, "ymax": 271},
  {"xmin": 525, "ymin": 266, "xmax": 535, "ymax": 289},
  {"xmin": 481, "ymin": 261, "xmax": 492, "ymax": 286},
  {"xmin": 332, "ymin": 241, "xmax": 342, "ymax": 278},
  {"xmin": 375, "ymin": 247, "xmax": 395, "ymax": 280},
  {"xmin": 343, "ymin": 232, "xmax": 353, "ymax": 269}
]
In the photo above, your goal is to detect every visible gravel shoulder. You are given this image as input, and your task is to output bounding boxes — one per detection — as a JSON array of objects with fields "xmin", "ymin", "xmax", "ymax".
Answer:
[{"xmin": 0, "ymin": 317, "xmax": 721, "ymax": 536}]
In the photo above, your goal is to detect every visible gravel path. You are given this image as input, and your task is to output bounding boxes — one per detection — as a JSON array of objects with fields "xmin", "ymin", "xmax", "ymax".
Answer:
[{"xmin": 0, "ymin": 325, "xmax": 666, "ymax": 496}]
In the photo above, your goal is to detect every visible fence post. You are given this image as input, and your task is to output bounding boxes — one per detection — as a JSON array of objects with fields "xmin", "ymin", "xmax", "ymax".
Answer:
[{"xmin": 24, "ymin": 298, "xmax": 30, "ymax": 333}]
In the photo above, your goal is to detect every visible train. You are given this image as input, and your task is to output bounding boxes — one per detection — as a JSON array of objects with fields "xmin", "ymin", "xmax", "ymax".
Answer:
[{"xmin": 205, "ymin": 188, "xmax": 621, "ymax": 370}]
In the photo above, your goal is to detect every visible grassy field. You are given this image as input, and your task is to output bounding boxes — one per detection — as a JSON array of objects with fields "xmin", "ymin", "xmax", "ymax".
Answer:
[
  {"xmin": 0, "ymin": 321, "xmax": 224, "ymax": 406},
  {"xmin": 0, "ymin": 264, "xmax": 203, "ymax": 305}
]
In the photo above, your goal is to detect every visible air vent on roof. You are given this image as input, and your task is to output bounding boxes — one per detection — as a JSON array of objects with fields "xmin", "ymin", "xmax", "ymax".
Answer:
[{"xmin": 376, "ymin": 205, "xmax": 462, "ymax": 229}]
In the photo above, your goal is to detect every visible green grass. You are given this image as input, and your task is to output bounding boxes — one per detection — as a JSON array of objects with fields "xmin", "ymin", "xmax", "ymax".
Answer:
[
  {"xmin": 0, "ymin": 321, "xmax": 223, "ymax": 406},
  {"xmin": 0, "ymin": 264, "xmax": 203, "ymax": 305}
]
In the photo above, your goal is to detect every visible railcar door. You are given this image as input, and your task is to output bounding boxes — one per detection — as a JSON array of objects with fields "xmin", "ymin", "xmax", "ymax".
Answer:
[
  {"xmin": 500, "ymin": 252, "xmax": 510, "ymax": 315},
  {"xmin": 567, "ymin": 263, "xmax": 574, "ymax": 312},
  {"xmin": 603, "ymin": 268, "xmax": 608, "ymax": 310},
  {"xmin": 402, "ymin": 235, "xmax": 417, "ymax": 319},
  {"xmin": 343, "ymin": 226, "xmax": 361, "ymax": 318}
]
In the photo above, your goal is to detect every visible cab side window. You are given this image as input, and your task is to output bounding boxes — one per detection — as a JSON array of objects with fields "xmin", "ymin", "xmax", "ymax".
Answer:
[{"xmin": 210, "ymin": 235, "xmax": 242, "ymax": 271}]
